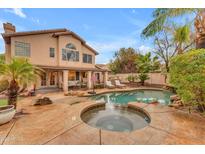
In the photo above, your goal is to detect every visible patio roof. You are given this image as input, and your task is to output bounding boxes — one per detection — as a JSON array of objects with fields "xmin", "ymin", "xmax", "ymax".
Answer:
[{"xmin": 37, "ymin": 65, "xmax": 107, "ymax": 72}]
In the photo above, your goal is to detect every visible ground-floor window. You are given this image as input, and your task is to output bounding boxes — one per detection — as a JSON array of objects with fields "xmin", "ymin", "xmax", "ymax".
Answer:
[
  {"xmin": 41, "ymin": 73, "xmax": 46, "ymax": 86},
  {"xmin": 76, "ymin": 71, "xmax": 80, "ymax": 80},
  {"xmin": 50, "ymin": 72, "xmax": 56, "ymax": 85},
  {"xmin": 68, "ymin": 71, "xmax": 76, "ymax": 81},
  {"xmin": 95, "ymin": 73, "xmax": 100, "ymax": 83}
]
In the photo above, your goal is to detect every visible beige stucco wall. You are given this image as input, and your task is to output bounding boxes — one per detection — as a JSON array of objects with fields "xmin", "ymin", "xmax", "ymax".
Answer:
[
  {"xmin": 10, "ymin": 34, "xmax": 96, "ymax": 68},
  {"xmin": 58, "ymin": 35, "xmax": 95, "ymax": 68},
  {"xmin": 11, "ymin": 34, "xmax": 58, "ymax": 66}
]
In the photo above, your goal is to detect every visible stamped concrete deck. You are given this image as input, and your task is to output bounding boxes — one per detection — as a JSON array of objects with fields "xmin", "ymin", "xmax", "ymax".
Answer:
[{"xmin": 0, "ymin": 88, "xmax": 205, "ymax": 145}]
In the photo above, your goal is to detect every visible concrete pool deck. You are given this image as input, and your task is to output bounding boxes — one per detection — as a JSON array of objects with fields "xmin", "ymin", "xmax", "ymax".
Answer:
[{"xmin": 0, "ymin": 88, "xmax": 205, "ymax": 145}]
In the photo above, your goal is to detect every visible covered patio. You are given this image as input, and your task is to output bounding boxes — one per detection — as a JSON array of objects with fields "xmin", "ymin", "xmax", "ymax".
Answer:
[{"xmin": 36, "ymin": 65, "xmax": 108, "ymax": 92}]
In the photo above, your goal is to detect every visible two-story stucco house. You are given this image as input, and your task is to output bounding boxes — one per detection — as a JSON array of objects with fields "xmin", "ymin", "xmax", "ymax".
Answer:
[{"xmin": 1, "ymin": 23, "xmax": 108, "ymax": 92}]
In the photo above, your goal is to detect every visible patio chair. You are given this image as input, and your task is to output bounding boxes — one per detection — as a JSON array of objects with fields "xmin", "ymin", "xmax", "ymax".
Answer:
[
  {"xmin": 106, "ymin": 81, "xmax": 115, "ymax": 89},
  {"xmin": 114, "ymin": 80, "xmax": 126, "ymax": 88},
  {"xmin": 68, "ymin": 81, "xmax": 76, "ymax": 88}
]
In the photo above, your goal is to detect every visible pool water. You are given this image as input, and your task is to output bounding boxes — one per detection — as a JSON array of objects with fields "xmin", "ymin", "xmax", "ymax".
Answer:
[{"xmin": 91, "ymin": 89, "xmax": 173, "ymax": 105}]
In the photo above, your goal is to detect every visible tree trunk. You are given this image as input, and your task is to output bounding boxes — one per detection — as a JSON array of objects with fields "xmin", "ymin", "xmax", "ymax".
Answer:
[
  {"xmin": 165, "ymin": 62, "xmax": 169, "ymax": 84},
  {"xmin": 8, "ymin": 80, "xmax": 19, "ymax": 109}
]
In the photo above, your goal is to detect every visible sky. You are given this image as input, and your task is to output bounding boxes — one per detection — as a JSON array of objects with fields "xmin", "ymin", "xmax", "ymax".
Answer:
[{"xmin": 0, "ymin": 8, "xmax": 155, "ymax": 63}]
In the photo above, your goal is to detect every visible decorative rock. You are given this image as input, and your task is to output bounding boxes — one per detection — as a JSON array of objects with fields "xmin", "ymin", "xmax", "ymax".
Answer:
[
  {"xmin": 175, "ymin": 100, "xmax": 183, "ymax": 105},
  {"xmin": 64, "ymin": 91, "xmax": 73, "ymax": 96},
  {"xmin": 77, "ymin": 92, "xmax": 84, "ymax": 97},
  {"xmin": 170, "ymin": 95, "xmax": 180, "ymax": 102},
  {"xmin": 34, "ymin": 97, "xmax": 53, "ymax": 106},
  {"xmin": 168, "ymin": 103, "xmax": 181, "ymax": 109},
  {"xmin": 150, "ymin": 98, "xmax": 158, "ymax": 104}
]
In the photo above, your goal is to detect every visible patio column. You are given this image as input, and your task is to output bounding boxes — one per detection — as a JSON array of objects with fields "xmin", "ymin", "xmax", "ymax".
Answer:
[
  {"xmin": 46, "ymin": 71, "xmax": 50, "ymax": 86},
  {"xmin": 58, "ymin": 71, "xmax": 62, "ymax": 88},
  {"xmin": 103, "ymin": 71, "xmax": 108, "ymax": 86},
  {"xmin": 63, "ymin": 70, "xmax": 68, "ymax": 92},
  {"xmin": 87, "ymin": 71, "xmax": 92, "ymax": 89}
]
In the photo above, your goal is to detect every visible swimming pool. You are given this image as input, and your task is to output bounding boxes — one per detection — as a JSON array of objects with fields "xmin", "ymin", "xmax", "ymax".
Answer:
[{"xmin": 91, "ymin": 89, "xmax": 173, "ymax": 105}]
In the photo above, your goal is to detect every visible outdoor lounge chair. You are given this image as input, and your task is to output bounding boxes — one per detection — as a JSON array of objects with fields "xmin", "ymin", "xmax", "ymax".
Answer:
[
  {"xmin": 114, "ymin": 80, "xmax": 126, "ymax": 88},
  {"xmin": 106, "ymin": 81, "xmax": 115, "ymax": 89}
]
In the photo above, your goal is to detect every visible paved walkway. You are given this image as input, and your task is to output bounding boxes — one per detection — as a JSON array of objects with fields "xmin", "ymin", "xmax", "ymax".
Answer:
[{"xmin": 0, "ymin": 89, "xmax": 205, "ymax": 145}]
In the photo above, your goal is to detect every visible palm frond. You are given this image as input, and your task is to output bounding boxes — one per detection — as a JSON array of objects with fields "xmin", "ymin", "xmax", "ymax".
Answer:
[{"xmin": 141, "ymin": 8, "xmax": 198, "ymax": 38}]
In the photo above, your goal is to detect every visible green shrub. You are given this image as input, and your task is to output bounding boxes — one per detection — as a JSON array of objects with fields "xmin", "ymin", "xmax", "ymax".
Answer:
[
  {"xmin": 138, "ymin": 73, "xmax": 149, "ymax": 86},
  {"xmin": 127, "ymin": 75, "xmax": 136, "ymax": 83},
  {"xmin": 169, "ymin": 49, "xmax": 205, "ymax": 112},
  {"xmin": 0, "ymin": 79, "xmax": 9, "ymax": 93}
]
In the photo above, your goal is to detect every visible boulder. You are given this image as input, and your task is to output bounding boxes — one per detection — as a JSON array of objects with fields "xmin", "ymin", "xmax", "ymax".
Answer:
[
  {"xmin": 168, "ymin": 103, "xmax": 181, "ymax": 109},
  {"xmin": 170, "ymin": 95, "xmax": 180, "ymax": 102},
  {"xmin": 77, "ymin": 92, "xmax": 85, "ymax": 97},
  {"xmin": 34, "ymin": 97, "xmax": 53, "ymax": 106},
  {"xmin": 168, "ymin": 99, "xmax": 183, "ymax": 109},
  {"xmin": 64, "ymin": 91, "xmax": 73, "ymax": 96}
]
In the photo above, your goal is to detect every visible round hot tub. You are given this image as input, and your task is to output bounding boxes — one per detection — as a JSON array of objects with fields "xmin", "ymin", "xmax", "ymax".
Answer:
[{"xmin": 81, "ymin": 104, "xmax": 150, "ymax": 132}]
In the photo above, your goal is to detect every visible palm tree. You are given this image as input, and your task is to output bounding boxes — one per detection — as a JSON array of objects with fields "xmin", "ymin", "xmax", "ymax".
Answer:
[
  {"xmin": 135, "ymin": 52, "xmax": 160, "ymax": 85},
  {"xmin": 0, "ymin": 58, "xmax": 42, "ymax": 109},
  {"xmin": 173, "ymin": 25, "xmax": 192, "ymax": 54},
  {"xmin": 141, "ymin": 8, "xmax": 205, "ymax": 48}
]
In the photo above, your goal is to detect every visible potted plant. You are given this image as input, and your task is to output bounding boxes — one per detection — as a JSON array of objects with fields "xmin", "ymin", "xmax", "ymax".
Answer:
[{"xmin": 0, "ymin": 105, "xmax": 15, "ymax": 125}]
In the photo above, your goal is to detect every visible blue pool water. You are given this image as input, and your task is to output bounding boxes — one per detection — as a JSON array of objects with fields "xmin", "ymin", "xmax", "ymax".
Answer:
[{"xmin": 91, "ymin": 89, "xmax": 173, "ymax": 105}]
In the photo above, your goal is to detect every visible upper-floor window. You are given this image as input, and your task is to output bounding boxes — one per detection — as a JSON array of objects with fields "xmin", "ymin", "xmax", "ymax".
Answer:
[
  {"xmin": 65, "ymin": 43, "xmax": 76, "ymax": 50},
  {"xmin": 15, "ymin": 41, "xmax": 30, "ymax": 57},
  {"xmin": 62, "ymin": 43, "xmax": 79, "ymax": 62},
  {"xmin": 49, "ymin": 48, "xmax": 55, "ymax": 58},
  {"xmin": 62, "ymin": 49, "xmax": 79, "ymax": 61},
  {"xmin": 83, "ymin": 54, "xmax": 92, "ymax": 64}
]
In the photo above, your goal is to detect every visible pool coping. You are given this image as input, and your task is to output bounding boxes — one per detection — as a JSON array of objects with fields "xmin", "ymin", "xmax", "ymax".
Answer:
[
  {"xmin": 82, "ymin": 87, "xmax": 173, "ymax": 97},
  {"xmin": 80, "ymin": 102, "xmax": 152, "ymax": 132}
]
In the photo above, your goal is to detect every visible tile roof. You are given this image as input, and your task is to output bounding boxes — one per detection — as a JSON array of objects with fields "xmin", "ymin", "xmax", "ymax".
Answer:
[
  {"xmin": 1, "ymin": 28, "xmax": 98, "ymax": 55},
  {"xmin": 2, "ymin": 28, "xmax": 67, "ymax": 37}
]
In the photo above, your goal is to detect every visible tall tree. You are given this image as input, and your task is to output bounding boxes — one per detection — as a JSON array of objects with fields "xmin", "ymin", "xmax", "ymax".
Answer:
[
  {"xmin": 0, "ymin": 58, "xmax": 42, "ymax": 109},
  {"xmin": 141, "ymin": 8, "xmax": 205, "ymax": 47},
  {"xmin": 154, "ymin": 26, "xmax": 194, "ymax": 77},
  {"xmin": 109, "ymin": 48, "xmax": 139, "ymax": 73}
]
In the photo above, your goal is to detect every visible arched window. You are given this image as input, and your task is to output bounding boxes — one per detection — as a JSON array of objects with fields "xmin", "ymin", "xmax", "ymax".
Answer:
[
  {"xmin": 62, "ymin": 43, "xmax": 79, "ymax": 62},
  {"xmin": 65, "ymin": 43, "xmax": 76, "ymax": 50}
]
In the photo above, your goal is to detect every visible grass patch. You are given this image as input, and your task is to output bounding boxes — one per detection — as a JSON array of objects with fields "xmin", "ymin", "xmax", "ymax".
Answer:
[{"xmin": 0, "ymin": 99, "xmax": 8, "ymax": 106}]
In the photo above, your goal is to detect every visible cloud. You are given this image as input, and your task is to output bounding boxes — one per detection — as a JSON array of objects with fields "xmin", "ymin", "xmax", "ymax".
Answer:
[
  {"xmin": 131, "ymin": 9, "xmax": 138, "ymax": 14},
  {"xmin": 31, "ymin": 17, "xmax": 40, "ymax": 24},
  {"xmin": 82, "ymin": 24, "xmax": 91, "ymax": 30},
  {"xmin": 88, "ymin": 35, "xmax": 138, "ymax": 53},
  {"xmin": 0, "ymin": 19, "xmax": 4, "ymax": 53},
  {"xmin": 138, "ymin": 45, "xmax": 154, "ymax": 54},
  {"xmin": 132, "ymin": 9, "xmax": 136, "ymax": 14},
  {"xmin": 5, "ymin": 8, "xmax": 26, "ymax": 18},
  {"xmin": 0, "ymin": 19, "xmax": 5, "ymax": 40}
]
